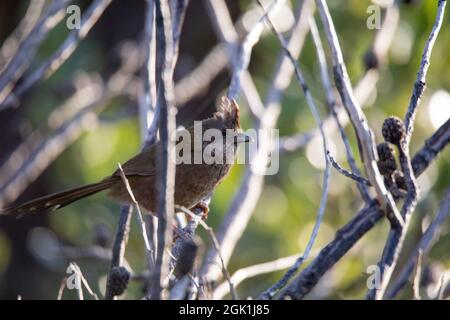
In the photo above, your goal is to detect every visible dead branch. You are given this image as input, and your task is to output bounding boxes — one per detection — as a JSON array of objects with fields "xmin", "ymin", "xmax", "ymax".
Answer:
[{"xmin": 278, "ymin": 119, "xmax": 450, "ymax": 299}]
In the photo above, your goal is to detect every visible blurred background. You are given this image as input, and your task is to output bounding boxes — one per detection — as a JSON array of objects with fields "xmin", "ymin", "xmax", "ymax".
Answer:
[{"xmin": 0, "ymin": 0, "xmax": 449, "ymax": 299}]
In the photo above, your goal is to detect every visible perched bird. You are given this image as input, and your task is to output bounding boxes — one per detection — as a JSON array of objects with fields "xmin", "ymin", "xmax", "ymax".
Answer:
[{"xmin": 1, "ymin": 97, "xmax": 250, "ymax": 216}]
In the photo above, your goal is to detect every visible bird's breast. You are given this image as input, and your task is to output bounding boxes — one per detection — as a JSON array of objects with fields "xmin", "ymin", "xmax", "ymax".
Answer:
[{"xmin": 174, "ymin": 162, "xmax": 232, "ymax": 208}]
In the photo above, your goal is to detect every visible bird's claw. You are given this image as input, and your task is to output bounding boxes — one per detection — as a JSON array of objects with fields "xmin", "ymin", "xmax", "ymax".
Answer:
[{"xmin": 190, "ymin": 201, "xmax": 209, "ymax": 221}]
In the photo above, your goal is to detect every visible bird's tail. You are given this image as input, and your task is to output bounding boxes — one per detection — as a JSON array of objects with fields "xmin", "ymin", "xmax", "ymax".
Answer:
[{"xmin": 1, "ymin": 179, "xmax": 116, "ymax": 216}]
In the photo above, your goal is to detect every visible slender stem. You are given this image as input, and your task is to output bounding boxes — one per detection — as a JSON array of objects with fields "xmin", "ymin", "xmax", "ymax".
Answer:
[
  {"xmin": 200, "ymin": 0, "xmax": 314, "ymax": 285},
  {"xmin": 0, "ymin": 0, "xmax": 71, "ymax": 108},
  {"xmin": 149, "ymin": 0, "xmax": 177, "ymax": 300},
  {"xmin": 367, "ymin": 0, "xmax": 446, "ymax": 300},
  {"xmin": 316, "ymin": 0, "xmax": 403, "ymax": 227},
  {"xmin": 327, "ymin": 151, "xmax": 371, "ymax": 186},
  {"xmin": 105, "ymin": 205, "xmax": 132, "ymax": 300},
  {"xmin": 256, "ymin": 0, "xmax": 331, "ymax": 300},
  {"xmin": 386, "ymin": 187, "xmax": 450, "ymax": 299},
  {"xmin": 309, "ymin": 17, "xmax": 370, "ymax": 202},
  {"xmin": 278, "ymin": 120, "xmax": 450, "ymax": 299}
]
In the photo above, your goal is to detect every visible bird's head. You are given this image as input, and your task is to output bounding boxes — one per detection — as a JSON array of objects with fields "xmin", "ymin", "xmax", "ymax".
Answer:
[
  {"xmin": 186, "ymin": 97, "xmax": 251, "ymax": 164},
  {"xmin": 212, "ymin": 96, "xmax": 241, "ymax": 130}
]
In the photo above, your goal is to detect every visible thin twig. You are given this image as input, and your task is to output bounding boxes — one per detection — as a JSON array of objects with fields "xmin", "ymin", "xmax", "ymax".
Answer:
[
  {"xmin": 404, "ymin": 0, "xmax": 447, "ymax": 143},
  {"xmin": 256, "ymin": 0, "xmax": 331, "ymax": 299},
  {"xmin": 176, "ymin": 205, "xmax": 238, "ymax": 300},
  {"xmin": 227, "ymin": 0, "xmax": 283, "ymax": 100},
  {"xmin": 204, "ymin": 0, "xmax": 266, "ymax": 118},
  {"xmin": 278, "ymin": 2, "xmax": 399, "ymax": 155},
  {"xmin": 140, "ymin": 0, "xmax": 159, "ymax": 147},
  {"xmin": 104, "ymin": 51, "xmax": 147, "ymax": 298},
  {"xmin": 149, "ymin": 0, "xmax": 177, "ymax": 300},
  {"xmin": 368, "ymin": 0, "xmax": 446, "ymax": 300},
  {"xmin": 0, "ymin": 51, "xmax": 141, "ymax": 207},
  {"xmin": 317, "ymin": 0, "xmax": 405, "ymax": 229},
  {"xmin": 309, "ymin": 17, "xmax": 370, "ymax": 202},
  {"xmin": 214, "ymin": 254, "xmax": 299, "ymax": 300},
  {"xmin": 0, "ymin": 0, "xmax": 46, "ymax": 68},
  {"xmin": 117, "ymin": 163, "xmax": 153, "ymax": 258},
  {"xmin": 103, "ymin": 44, "xmax": 150, "ymax": 300},
  {"xmin": 327, "ymin": 150, "xmax": 371, "ymax": 186},
  {"xmin": 139, "ymin": 0, "xmax": 158, "ymax": 269},
  {"xmin": 57, "ymin": 277, "xmax": 67, "ymax": 300},
  {"xmin": 386, "ymin": 187, "xmax": 450, "ymax": 299},
  {"xmin": 70, "ymin": 262, "xmax": 99, "ymax": 300},
  {"xmin": 437, "ymin": 272, "xmax": 448, "ymax": 300}
]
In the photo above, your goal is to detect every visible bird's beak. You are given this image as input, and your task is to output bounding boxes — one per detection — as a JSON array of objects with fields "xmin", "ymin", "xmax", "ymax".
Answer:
[{"xmin": 235, "ymin": 132, "xmax": 252, "ymax": 144}]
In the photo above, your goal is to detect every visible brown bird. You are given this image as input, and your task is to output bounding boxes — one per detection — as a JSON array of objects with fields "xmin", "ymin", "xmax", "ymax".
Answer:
[{"xmin": 1, "ymin": 97, "xmax": 250, "ymax": 216}]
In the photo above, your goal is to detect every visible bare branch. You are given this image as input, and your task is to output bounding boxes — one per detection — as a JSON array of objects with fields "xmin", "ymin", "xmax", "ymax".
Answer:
[
  {"xmin": 174, "ymin": 44, "xmax": 228, "ymax": 106},
  {"xmin": 70, "ymin": 262, "xmax": 100, "ymax": 300},
  {"xmin": 227, "ymin": 0, "xmax": 283, "ymax": 100},
  {"xmin": 386, "ymin": 187, "xmax": 450, "ymax": 299},
  {"xmin": 404, "ymin": 0, "xmax": 447, "ymax": 142},
  {"xmin": 0, "ymin": 0, "xmax": 71, "ymax": 107},
  {"xmin": 437, "ymin": 272, "xmax": 448, "ymax": 300},
  {"xmin": 200, "ymin": 0, "xmax": 314, "ymax": 285},
  {"xmin": 327, "ymin": 151, "xmax": 371, "ymax": 186},
  {"xmin": 137, "ymin": 0, "xmax": 159, "ymax": 272},
  {"xmin": 368, "ymin": 132, "xmax": 419, "ymax": 300},
  {"xmin": 57, "ymin": 277, "xmax": 67, "ymax": 300},
  {"xmin": 412, "ymin": 250, "xmax": 423, "ymax": 300},
  {"xmin": 316, "ymin": 0, "xmax": 404, "ymax": 228},
  {"xmin": 278, "ymin": 119, "xmax": 450, "ymax": 299},
  {"xmin": 278, "ymin": 1, "xmax": 399, "ymax": 155},
  {"xmin": 176, "ymin": 205, "xmax": 238, "ymax": 300},
  {"xmin": 214, "ymin": 254, "xmax": 299, "ymax": 300},
  {"xmin": 149, "ymin": 0, "xmax": 178, "ymax": 300},
  {"xmin": 140, "ymin": 0, "xmax": 158, "ymax": 144},
  {"xmin": 0, "ymin": 91, "xmax": 105, "ymax": 206},
  {"xmin": 117, "ymin": 163, "xmax": 153, "ymax": 259},
  {"xmin": 204, "ymin": 0, "xmax": 265, "ymax": 117},
  {"xmin": 105, "ymin": 205, "xmax": 133, "ymax": 300},
  {"xmin": 1, "ymin": 0, "xmax": 113, "ymax": 108},
  {"xmin": 0, "ymin": 0, "xmax": 46, "ymax": 68},
  {"xmin": 309, "ymin": 17, "xmax": 370, "ymax": 201},
  {"xmin": 0, "ymin": 50, "xmax": 141, "ymax": 207}
]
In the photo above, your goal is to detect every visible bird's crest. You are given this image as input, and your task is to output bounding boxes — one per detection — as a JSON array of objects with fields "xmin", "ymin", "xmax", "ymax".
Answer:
[{"xmin": 214, "ymin": 96, "xmax": 240, "ymax": 129}]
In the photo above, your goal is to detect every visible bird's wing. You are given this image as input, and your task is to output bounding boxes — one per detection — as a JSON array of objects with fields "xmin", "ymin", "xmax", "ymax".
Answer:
[{"xmin": 112, "ymin": 144, "xmax": 157, "ymax": 177}]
